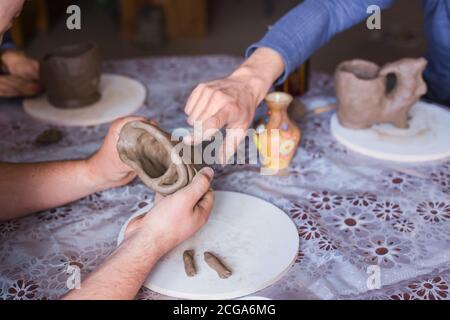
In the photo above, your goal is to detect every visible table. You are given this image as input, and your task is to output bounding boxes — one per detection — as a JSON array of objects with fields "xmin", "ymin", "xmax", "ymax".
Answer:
[{"xmin": 0, "ymin": 56, "xmax": 449, "ymax": 300}]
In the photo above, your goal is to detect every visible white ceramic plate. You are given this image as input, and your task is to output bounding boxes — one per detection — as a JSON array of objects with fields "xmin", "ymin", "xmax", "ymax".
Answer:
[
  {"xmin": 330, "ymin": 101, "xmax": 450, "ymax": 162},
  {"xmin": 117, "ymin": 191, "xmax": 299, "ymax": 300},
  {"xmin": 23, "ymin": 74, "xmax": 146, "ymax": 126}
]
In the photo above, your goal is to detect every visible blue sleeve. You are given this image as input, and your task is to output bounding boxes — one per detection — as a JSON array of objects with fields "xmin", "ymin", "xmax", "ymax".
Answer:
[
  {"xmin": 246, "ymin": 0, "xmax": 395, "ymax": 84},
  {"xmin": 1, "ymin": 31, "xmax": 16, "ymax": 51}
]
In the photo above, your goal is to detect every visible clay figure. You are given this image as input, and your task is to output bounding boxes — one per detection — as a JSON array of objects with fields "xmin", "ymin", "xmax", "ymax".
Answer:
[
  {"xmin": 335, "ymin": 58, "xmax": 427, "ymax": 129},
  {"xmin": 203, "ymin": 252, "xmax": 232, "ymax": 279},
  {"xmin": 183, "ymin": 250, "xmax": 196, "ymax": 277},
  {"xmin": 40, "ymin": 42, "xmax": 101, "ymax": 109},
  {"xmin": 117, "ymin": 120, "xmax": 202, "ymax": 195}
]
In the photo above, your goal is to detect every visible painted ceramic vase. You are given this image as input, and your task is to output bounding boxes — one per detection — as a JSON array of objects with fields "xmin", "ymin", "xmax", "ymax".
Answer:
[
  {"xmin": 253, "ymin": 92, "xmax": 301, "ymax": 171},
  {"xmin": 40, "ymin": 42, "xmax": 101, "ymax": 109}
]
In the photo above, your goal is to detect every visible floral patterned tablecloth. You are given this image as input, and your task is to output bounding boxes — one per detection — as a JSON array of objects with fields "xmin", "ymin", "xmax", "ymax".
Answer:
[{"xmin": 0, "ymin": 56, "xmax": 449, "ymax": 300}]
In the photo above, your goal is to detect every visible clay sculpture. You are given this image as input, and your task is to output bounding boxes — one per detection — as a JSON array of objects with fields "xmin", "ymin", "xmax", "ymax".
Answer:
[
  {"xmin": 117, "ymin": 120, "xmax": 202, "ymax": 195},
  {"xmin": 40, "ymin": 42, "xmax": 101, "ymax": 109},
  {"xmin": 335, "ymin": 58, "xmax": 427, "ymax": 129},
  {"xmin": 204, "ymin": 252, "xmax": 232, "ymax": 279},
  {"xmin": 183, "ymin": 250, "xmax": 197, "ymax": 277}
]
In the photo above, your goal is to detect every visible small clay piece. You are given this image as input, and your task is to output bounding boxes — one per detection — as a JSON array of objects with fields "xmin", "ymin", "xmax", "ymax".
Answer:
[
  {"xmin": 203, "ymin": 252, "xmax": 232, "ymax": 279},
  {"xmin": 117, "ymin": 120, "xmax": 203, "ymax": 195},
  {"xmin": 34, "ymin": 128, "xmax": 63, "ymax": 146},
  {"xmin": 183, "ymin": 250, "xmax": 196, "ymax": 277},
  {"xmin": 335, "ymin": 58, "xmax": 427, "ymax": 129},
  {"xmin": 40, "ymin": 42, "xmax": 101, "ymax": 109}
]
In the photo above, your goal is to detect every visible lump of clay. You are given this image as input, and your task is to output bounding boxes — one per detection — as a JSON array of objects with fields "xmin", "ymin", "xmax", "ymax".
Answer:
[
  {"xmin": 40, "ymin": 42, "xmax": 101, "ymax": 109},
  {"xmin": 204, "ymin": 252, "xmax": 232, "ymax": 279},
  {"xmin": 335, "ymin": 58, "xmax": 427, "ymax": 129},
  {"xmin": 117, "ymin": 120, "xmax": 202, "ymax": 195},
  {"xmin": 34, "ymin": 128, "xmax": 63, "ymax": 146},
  {"xmin": 183, "ymin": 250, "xmax": 196, "ymax": 277}
]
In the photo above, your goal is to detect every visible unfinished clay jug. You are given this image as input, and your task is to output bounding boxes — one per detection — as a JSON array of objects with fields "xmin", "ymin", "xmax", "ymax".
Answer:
[
  {"xmin": 335, "ymin": 58, "xmax": 427, "ymax": 129},
  {"xmin": 40, "ymin": 42, "xmax": 101, "ymax": 109},
  {"xmin": 117, "ymin": 120, "xmax": 202, "ymax": 195}
]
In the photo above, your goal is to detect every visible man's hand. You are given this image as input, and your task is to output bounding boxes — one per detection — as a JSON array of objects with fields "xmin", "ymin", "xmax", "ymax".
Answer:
[
  {"xmin": 184, "ymin": 47, "xmax": 285, "ymax": 163},
  {"xmin": 1, "ymin": 50, "xmax": 39, "ymax": 81},
  {"xmin": 0, "ymin": 74, "xmax": 41, "ymax": 97},
  {"xmin": 86, "ymin": 117, "xmax": 158, "ymax": 190},
  {"xmin": 125, "ymin": 167, "xmax": 215, "ymax": 254},
  {"xmin": 63, "ymin": 160, "xmax": 214, "ymax": 300}
]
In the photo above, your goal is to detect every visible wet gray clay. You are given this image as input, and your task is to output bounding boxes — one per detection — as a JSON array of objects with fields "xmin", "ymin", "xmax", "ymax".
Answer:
[
  {"xmin": 117, "ymin": 120, "xmax": 201, "ymax": 195},
  {"xmin": 40, "ymin": 42, "xmax": 101, "ymax": 109},
  {"xmin": 335, "ymin": 58, "xmax": 427, "ymax": 129}
]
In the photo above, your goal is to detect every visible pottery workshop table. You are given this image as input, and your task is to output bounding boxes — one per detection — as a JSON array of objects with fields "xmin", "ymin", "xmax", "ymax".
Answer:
[{"xmin": 1, "ymin": 56, "xmax": 449, "ymax": 300}]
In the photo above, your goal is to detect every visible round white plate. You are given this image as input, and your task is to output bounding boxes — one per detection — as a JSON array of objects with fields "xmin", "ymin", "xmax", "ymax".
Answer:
[
  {"xmin": 330, "ymin": 101, "xmax": 450, "ymax": 162},
  {"xmin": 117, "ymin": 191, "xmax": 299, "ymax": 300},
  {"xmin": 23, "ymin": 74, "xmax": 146, "ymax": 126}
]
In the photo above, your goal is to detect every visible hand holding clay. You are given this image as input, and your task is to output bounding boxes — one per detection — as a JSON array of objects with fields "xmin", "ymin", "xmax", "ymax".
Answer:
[
  {"xmin": 183, "ymin": 47, "xmax": 285, "ymax": 163},
  {"xmin": 117, "ymin": 121, "xmax": 203, "ymax": 195},
  {"xmin": 0, "ymin": 75, "xmax": 41, "ymax": 97},
  {"xmin": 86, "ymin": 116, "xmax": 154, "ymax": 190},
  {"xmin": 123, "ymin": 167, "xmax": 215, "ymax": 254},
  {"xmin": 1, "ymin": 50, "xmax": 40, "ymax": 81}
]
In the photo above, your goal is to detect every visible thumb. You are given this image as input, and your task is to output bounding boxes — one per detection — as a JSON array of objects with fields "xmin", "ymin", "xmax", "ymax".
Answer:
[{"xmin": 182, "ymin": 167, "xmax": 214, "ymax": 204}]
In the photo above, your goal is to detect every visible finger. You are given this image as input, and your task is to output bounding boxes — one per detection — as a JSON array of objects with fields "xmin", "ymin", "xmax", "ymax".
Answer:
[
  {"xmin": 181, "ymin": 167, "xmax": 214, "ymax": 205},
  {"xmin": 187, "ymin": 89, "xmax": 212, "ymax": 126},
  {"xmin": 196, "ymin": 189, "xmax": 214, "ymax": 217},
  {"xmin": 0, "ymin": 83, "xmax": 21, "ymax": 97},
  {"xmin": 197, "ymin": 92, "xmax": 227, "ymax": 123},
  {"xmin": 217, "ymin": 127, "xmax": 247, "ymax": 165},
  {"xmin": 184, "ymin": 85, "xmax": 204, "ymax": 115},
  {"xmin": 154, "ymin": 193, "xmax": 164, "ymax": 203}
]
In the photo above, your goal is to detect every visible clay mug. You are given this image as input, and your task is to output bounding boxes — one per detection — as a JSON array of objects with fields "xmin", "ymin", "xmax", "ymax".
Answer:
[
  {"xmin": 40, "ymin": 42, "xmax": 101, "ymax": 109},
  {"xmin": 335, "ymin": 58, "xmax": 427, "ymax": 129}
]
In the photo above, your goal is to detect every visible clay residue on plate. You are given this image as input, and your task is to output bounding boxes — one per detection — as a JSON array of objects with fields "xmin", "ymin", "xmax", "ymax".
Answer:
[{"xmin": 335, "ymin": 58, "xmax": 427, "ymax": 129}]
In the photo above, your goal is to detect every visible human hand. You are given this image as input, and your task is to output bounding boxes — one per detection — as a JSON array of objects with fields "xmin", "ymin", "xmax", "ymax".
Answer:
[
  {"xmin": 86, "ymin": 116, "xmax": 157, "ymax": 190},
  {"xmin": 0, "ymin": 74, "xmax": 41, "ymax": 97},
  {"xmin": 125, "ymin": 167, "xmax": 215, "ymax": 254},
  {"xmin": 1, "ymin": 50, "xmax": 39, "ymax": 81},
  {"xmin": 184, "ymin": 47, "xmax": 285, "ymax": 163}
]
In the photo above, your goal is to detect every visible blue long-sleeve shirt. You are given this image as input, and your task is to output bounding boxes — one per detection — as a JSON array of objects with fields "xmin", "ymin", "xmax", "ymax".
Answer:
[
  {"xmin": 247, "ymin": 0, "xmax": 450, "ymax": 106},
  {"xmin": 1, "ymin": 32, "xmax": 15, "ymax": 51}
]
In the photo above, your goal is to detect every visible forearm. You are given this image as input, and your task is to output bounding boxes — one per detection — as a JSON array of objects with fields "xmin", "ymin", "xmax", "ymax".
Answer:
[
  {"xmin": 63, "ymin": 232, "xmax": 165, "ymax": 300},
  {"xmin": 247, "ymin": 0, "xmax": 396, "ymax": 84},
  {"xmin": 0, "ymin": 160, "xmax": 106, "ymax": 220}
]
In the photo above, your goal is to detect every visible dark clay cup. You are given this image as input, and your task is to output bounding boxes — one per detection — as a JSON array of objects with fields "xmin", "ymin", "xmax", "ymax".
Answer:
[{"xmin": 40, "ymin": 42, "xmax": 101, "ymax": 109}]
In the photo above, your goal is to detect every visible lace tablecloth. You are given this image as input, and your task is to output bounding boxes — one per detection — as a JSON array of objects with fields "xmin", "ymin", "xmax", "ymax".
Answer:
[{"xmin": 0, "ymin": 56, "xmax": 449, "ymax": 300}]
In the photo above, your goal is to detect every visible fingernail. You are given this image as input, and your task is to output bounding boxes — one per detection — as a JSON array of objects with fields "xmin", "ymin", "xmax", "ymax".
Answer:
[
  {"xmin": 183, "ymin": 134, "xmax": 193, "ymax": 144},
  {"xmin": 199, "ymin": 167, "xmax": 214, "ymax": 181}
]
